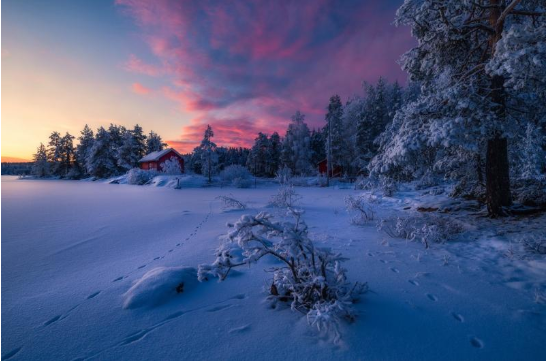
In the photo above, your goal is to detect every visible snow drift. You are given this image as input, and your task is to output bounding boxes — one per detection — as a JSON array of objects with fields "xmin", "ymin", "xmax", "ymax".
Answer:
[{"xmin": 123, "ymin": 267, "xmax": 198, "ymax": 309}]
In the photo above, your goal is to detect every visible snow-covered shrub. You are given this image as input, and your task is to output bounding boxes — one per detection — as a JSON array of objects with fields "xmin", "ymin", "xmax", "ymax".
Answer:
[
  {"xmin": 275, "ymin": 166, "xmax": 292, "ymax": 185},
  {"xmin": 511, "ymin": 178, "xmax": 546, "ymax": 207},
  {"xmin": 123, "ymin": 267, "xmax": 198, "ymax": 309},
  {"xmin": 269, "ymin": 185, "xmax": 302, "ymax": 208},
  {"xmin": 517, "ymin": 233, "xmax": 546, "ymax": 255},
  {"xmin": 415, "ymin": 171, "xmax": 439, "ymax": 190},
  {"xmin": 377, "ymin": 214, "xmax": 463, "ymax": 248},
  {"xmin": 220, "ymin": 165, "xmax": 252, "ymax": 188},
  {"xmin": 345, "ymin": 194, "xmax": 377, "ymax": 224},
  {"xmin": 216, "ymin": 195, "xmax": 247, "ymax": 211},
  {"xmin": 127, "ymin": 168, "xmax": 155, "ymax": 185},
  {"xmin": 450, "ymin": 180, "xmax": 486, "ymax": 203},
  {"xmin": 160, "ymin": 157, "xmax": 183, "ymax": 175},
  {"xmin": 197, "ymin": 210, "xmax": 365, "ymax": 342},
  {"xmin": 380, "ymin": 176, "xmax": 397, "ymax": 197}
]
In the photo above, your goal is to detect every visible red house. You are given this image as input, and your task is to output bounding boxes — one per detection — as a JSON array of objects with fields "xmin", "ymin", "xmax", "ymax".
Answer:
[
  {"xmin": 139, "ymin": 148, "xmax": 184, "ymax": 173},
  {"xmin": 317, "ymin": 159, "xmax": 343, "ymax": 177}
]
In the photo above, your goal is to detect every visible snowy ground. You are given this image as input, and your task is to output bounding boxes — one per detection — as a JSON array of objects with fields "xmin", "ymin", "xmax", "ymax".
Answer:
[{"xmin": 2, "ymin": 176, "xmax": 545, "ymax": 360}]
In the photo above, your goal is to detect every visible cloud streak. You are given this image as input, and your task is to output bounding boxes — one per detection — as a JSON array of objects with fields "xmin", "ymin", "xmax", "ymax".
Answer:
[{"xmin": 116, "ymin": 0, "xmax": 413, "ymax": 152}]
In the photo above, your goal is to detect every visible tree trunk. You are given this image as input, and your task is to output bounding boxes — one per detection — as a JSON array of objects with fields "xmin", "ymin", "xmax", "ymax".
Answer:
[
  {"xmin": 485, "ymin": 0, "xmax": 512, "ymax": 217},
  {"xmin": 486, "ymin": 136, "xmax": 511, "ymax": 216}
]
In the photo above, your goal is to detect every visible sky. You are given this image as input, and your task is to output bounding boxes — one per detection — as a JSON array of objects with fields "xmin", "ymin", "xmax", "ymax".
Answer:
[{"xmin": 2, "ymin": 0, "xmax": 413, "ymax": 160}]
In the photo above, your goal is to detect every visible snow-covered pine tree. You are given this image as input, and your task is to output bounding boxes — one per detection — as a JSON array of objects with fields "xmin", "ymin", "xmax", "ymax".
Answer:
[
  {"xmin": 160, "ymin": 157, "xmax": 183, "ymax": 174},
  {"xmin": 342, "ymin": 96, "xmax": 365, "ymax": 175},
  {"xmin": 117, "ymin": 124, "xmax": 148, "ymax": 172},
  {"xmin": 87, "ymin": 126, "xmax": 117, "ymax": 178},
  {"xmin": 309, "ymin": 128, "xmax": 326, "ymax": 168},
  {"xmin": 32, "ymin": 143, "xmax": 49, "ymax": 177},
  {"xmin": 59, "ymin": 132, "xmax": 75, "ymax": 177},
  {"xmin": 146, "ymin": 131, "xmax": 166, "ymax": 153},
  {"xmin": 377, "ymin": 0, "xmax": 545, "ymax": 216},
  {"xmin": 325, "ymin": 95, "xmax": 344, "ymax": 176},
  {"xmin": 267, "ymin": 132, "xmax": 282, "ymax": 177},
  {"xmin": 47, "ymin": 131, "xmax": 63, "ymax": 176},
  {"xmin": 76, "ymin": 124, "xmax": 94, "ymax": 176},
  {"xmin": 282, "ymin": 111, "xmax": 313, "ymax": 175},
  {"xmin": 199, "ymin": 125, "xmax": 218, "ymax": 183},
  {"xmin": 357, "ymin": 78, "xmax": 392, "ymax": 173},
  {"xmin": 247, "ymin": 132, "xmax": 269, "ymax": 177}
]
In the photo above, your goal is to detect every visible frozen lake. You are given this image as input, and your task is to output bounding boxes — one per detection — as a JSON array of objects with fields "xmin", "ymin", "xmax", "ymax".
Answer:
[{"xmin": 2, "ymin": 176, "xmax": 545, "ymax": 360}]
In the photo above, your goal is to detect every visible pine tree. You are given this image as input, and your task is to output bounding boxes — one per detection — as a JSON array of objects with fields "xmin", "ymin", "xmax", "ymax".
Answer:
[
  {"xmin": 117, "ymin": 124, "xmax": 148, "ymax": 171},
  {"xmin": 76, "ymin": 124, "xmax": 94, "ymax": 176},
  {"xmin": 309, "ymin": 129, "xmax": 326, "ymax": 168},
  {"xmin": 199, "ymin": 125, "xmax": 217, "ymax": 183},
  {"xmin": 282, "ymin": 111, "xmax": 312, "ymax": 175},
  {"xmin": 47, "ymin": 131, "xmax": 63, "ymax": 176},
  {"xmin": 325, "ymin": 95, "xmax": 344, "ymax": 176},
  {"xmin": 267, "ymin": 132, "xmax": 282, "ymax": 177},
  {"xmin": 388, "ymin": 0, "xmax": 545, "ymax": 216},
  {"xmin": 87, "ymin": 127, "xmax": 117, "ymax": 178},
  {"xmin": 32, "ymin": 143, "xmax": 49, "ymax": 177},
  {"xmin": 146, "ymin": 131, "xmax": 166, "ymax": 153},
  {"xmin": 60, "ymin": 132, "xmax": 75, "ymax": 176},
  {"xmin": 247, "ymin": 132, "xmax": 269, "ymax": 177}
]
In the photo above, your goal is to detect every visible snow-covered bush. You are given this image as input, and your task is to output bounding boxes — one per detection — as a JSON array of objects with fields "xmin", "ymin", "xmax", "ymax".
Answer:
[
  {"xmin": 269, "ymin": 185, "xmax": 301, "ymax": 208},
  {"xmin": 160, "ymin": 157, "xmax": 183, "ymax": 175},
  {"xmin": 354, "ymin": 176, "xmax": 397, "ymax": 197},
  {"xmin": 275, "ymin": 166, "xmax": 292, "ymax": 185},
  {"xmin": 127, "ymin": 168, "xmax": 155, "ymax": 185},
  {"xmin": 216, "ymin": 195, "xmax": 247, "ymax": 211},
  {"xmin": 517, "ymin": 233, "xmax": 546, "ymax": 255},
  {"xmin": 198, "ymin": 209, "xmax": 365, "ymax": 342},
  {"xmin": 511, "ymin": 178, "xmax": 546, "ymax": 207},
  {"xmin": 220, "ymin": 165, "xmax": 252, "ymax": 188},
  {"xmin": 345, "ymin": 194, "xmax": 377, "ymax": 225},
  {"xmin": 377, "ymin": 214, "xmax": 463, "ymax": 248}
]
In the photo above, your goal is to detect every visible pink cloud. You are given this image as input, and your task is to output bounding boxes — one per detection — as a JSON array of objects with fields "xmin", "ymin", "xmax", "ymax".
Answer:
[
  {"xmin": 132, "ymin": 82, "xmax": 152, "ymax": 95},
  {"xmin": 124, "ymin": 54, "xmax": 163, "ymax": 76}
]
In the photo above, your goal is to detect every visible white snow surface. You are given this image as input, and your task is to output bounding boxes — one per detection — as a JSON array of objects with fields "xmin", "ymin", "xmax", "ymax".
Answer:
[{"xmin": 1, "ymin": 176, "xmax": 545, "ymax": 360}]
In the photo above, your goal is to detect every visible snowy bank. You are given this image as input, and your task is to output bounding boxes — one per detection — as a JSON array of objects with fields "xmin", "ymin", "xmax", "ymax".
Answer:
[{"xmin": 123, "ymin": 267, "xmax": 199, "ymax": 309}]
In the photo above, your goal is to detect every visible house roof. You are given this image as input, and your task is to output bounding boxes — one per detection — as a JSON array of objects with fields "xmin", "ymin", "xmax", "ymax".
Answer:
[{"xmin": 139, "ymin": 148, "xmax": 183, "ymax": 162}]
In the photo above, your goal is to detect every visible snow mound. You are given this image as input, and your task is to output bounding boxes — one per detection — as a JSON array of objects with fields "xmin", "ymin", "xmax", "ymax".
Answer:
[{"xmin": 123, "ymin": 267, "xmax": 198, "ymax": 309}]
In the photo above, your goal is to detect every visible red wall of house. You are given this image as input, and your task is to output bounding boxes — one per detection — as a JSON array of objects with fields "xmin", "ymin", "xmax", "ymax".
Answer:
[
  {"xmin": 157, "ymin": 151, "xmax": 184, "ymax": 172},
  {"xmin": 140, "ymin": 150, "xmax": 184, "ymax": 172}
]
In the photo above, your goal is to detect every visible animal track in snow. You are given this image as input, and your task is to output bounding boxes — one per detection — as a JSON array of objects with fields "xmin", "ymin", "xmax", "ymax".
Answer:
[
  {"xmin": 113, "ymin": 276, "xmax": 124, "ymax": 282},
  {"xmin": 379, "ymin": 259, "xmax": 388, "ymax": 264},
  {"xmin": 470, "ymin": 337, "xmax": 484, "ymax": 348},
  {"xmin": 87, "ymin": 291, "xmax": 101, "ymax": 299},
  {"xmin": 367, "ymin": 252, "xmax": 374, "ymax": 257},
  {"xmin": 390, "ymin": 267, "xmax": 400, "ymax": 273},
  {"xmin": 1, "ymin": 347, "xmax": 22, "ymax": 360},
  {"xmin": 137, "ymin": 265, "xmax": 146, "ymax": 269},
  {"xmin": 408, "ymin": 280, "xmax": 419, "ymax": 286},
  {"xmin": 231, "ymin": 293, "xmax": 247, "ymax": 300},
  {"xmin": 451, "ymin": 312, "xmax": 464, "ymax": 322},
  {"xmin": 426, "ymin": 293, "xmax": 438, "ymax": 301},
  {"xmin": 43, "ymin": 315, "xmax": 61, "ymax": 326},
  {"xmin": 228, "ymin": 324, "xmax": 251, "ymax": 334},
  {"xmin": 206, "ymin": 304, "xmax": 233, "ymax": 313}
]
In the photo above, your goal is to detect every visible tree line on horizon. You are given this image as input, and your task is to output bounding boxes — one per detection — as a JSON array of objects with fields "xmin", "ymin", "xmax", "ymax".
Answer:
[{"xmin": 32, "ymin": 124, "xmax": 167, "ymax": 179}]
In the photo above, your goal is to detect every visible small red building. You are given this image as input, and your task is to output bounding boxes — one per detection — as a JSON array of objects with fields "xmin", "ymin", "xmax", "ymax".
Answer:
[
  {"xmin": 318, "ymin": 159, "xmax": 343, "ymax": 177},
  {"xmin": 139, "ymin": 148, "xmax": 184, "ymax": 173}
]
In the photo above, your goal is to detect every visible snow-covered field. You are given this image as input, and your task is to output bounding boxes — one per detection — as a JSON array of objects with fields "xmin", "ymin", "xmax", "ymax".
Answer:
[{"xmin": 2, "ymin": 176, "xmax": 545, "ymax": 360}]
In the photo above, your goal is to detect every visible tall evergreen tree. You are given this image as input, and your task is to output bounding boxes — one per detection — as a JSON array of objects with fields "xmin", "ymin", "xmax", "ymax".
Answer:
[
  {"xmin": 282, "ymin": 111, "xmax": 312, "ymax": 175},
  {"xmin": 247, "ymin": 132, "xmax": 269, "ymax": 177},
  {"xmin": 325, "ymin": 94, "xmax": 344, "ymax": 174},
  {"xmin": 147, "ymin": 131, "xmax": 166, "ymax": 153},
  {"xmin": 87, "ymin": 127, "xmax": 117, "ymax": 178},
  {"xmin": 47, "ymin": 131, "xmax": 63, "ymax": 176},
  {"xmin": 32, "ymin": 143, "xmax": 49, "ymax": 177},
  {"xmin": 76, "ymin": 124, "xmax": 94, "ymax": 176},
  {"xmin": 267, "ymin": 132, "xmax": 282, "ymax": 177},
  {"xmin": 199, "ymin": 125, "xmax": 217, "ymax": 183},
  {"xmin": 60, "ymin": 132, "xmax": 75, "ymax": 176}
]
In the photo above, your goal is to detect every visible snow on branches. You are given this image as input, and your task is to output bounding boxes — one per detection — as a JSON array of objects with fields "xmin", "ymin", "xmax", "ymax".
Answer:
[{"xmin": 198, "ymin": 209, "xmax": 365, "ymax": 342}]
